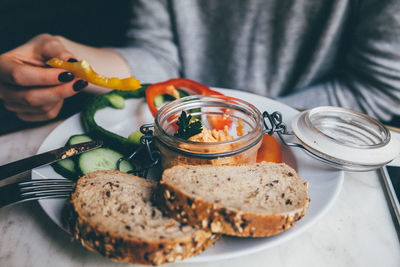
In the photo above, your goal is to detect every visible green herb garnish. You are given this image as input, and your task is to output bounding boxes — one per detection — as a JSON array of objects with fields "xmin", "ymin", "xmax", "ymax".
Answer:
[{"xmin": 174, "ymin": 111, "xmax": 202, "ymax": 140}]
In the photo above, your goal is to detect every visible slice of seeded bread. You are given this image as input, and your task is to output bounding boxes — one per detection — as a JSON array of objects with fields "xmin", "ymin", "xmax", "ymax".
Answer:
[
  {"xmin": 159, "ymin": 162, "xmax": 310, "ymax": 237},
  {"xmin": 64, "ymin": 170, "xmax": 219, "ymax": 266}
]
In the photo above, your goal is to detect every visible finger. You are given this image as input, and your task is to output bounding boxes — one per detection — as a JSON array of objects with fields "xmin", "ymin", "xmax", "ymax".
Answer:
[
  {"xmin": 34, "ymin": 34, "xmax": 75, "ymax": 62},
  {"xmin": 3, "ymin": 100, "xmax": 60, "ymax": 114},
  {"xmin": 9, "ymin": 34, "xmax": 76, "ymax": 67},
  {"xmin": 0, "ymin": 56, "xmax": 75, "ymax": 87},
  {"xmin": 16, "ymin": 101, "xmax": 64, "ymax": 122},
  {"xmin": 0, "ymin": 78, "xmax": 86, "ymax": 106}
]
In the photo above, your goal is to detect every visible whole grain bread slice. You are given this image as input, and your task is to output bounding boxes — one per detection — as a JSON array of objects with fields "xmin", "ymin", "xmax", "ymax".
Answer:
[
  {"xmin": 64, "ymin": 170, "xmax": 219, "ymax": 266},
  {"xmin": 159, "ymin": 162, "xmax": 310, "ymax": 237}
]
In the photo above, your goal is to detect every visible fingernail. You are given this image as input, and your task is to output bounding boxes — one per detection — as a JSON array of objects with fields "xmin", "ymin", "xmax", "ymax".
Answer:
[
  {"xmin": 58, "ymin": 72, "xmax": 74, "ymax": 82},
  {"xmin": 68, "ymin": 58, "xmax": 78, "ymax": 62},
  {"xmin": 73, "ymin": 80, "xmax": 88, "ymax": 91}
]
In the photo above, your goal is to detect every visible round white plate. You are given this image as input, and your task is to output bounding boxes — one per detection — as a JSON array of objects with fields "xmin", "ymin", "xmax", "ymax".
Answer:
[{"xmin": 32, "ymin": 88, "xmax": 344, "ymax": 263}]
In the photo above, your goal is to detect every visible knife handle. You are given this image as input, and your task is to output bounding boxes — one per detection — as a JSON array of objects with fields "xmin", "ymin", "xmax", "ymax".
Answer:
[
  {"xmin": 0, "ymin": 153, "xmax": 55, "ymax": 180},
  {"xmin": 0, "ymin": 140, "xmax": 102, "ymax": 181}
]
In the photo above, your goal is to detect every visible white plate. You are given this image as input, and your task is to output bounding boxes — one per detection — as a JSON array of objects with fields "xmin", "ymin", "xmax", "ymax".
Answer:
[{"xmin": 32, "ymin": 88, "xmax": 344, "ymax": 263}]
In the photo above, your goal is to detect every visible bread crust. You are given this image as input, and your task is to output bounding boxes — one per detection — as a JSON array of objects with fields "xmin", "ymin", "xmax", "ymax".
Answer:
[
  {"xmin": 64, "ymin": 170, "xmax": 219, "ymax": 266},
  {"xmin": 159, "ymin": 165, "xmax": 310, "ymax": 237}
]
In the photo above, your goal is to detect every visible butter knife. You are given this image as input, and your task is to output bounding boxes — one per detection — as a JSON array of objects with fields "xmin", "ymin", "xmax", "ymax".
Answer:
[{"xmin": 0, "ymin": 140, "xmax": 103, "ymax": 180}]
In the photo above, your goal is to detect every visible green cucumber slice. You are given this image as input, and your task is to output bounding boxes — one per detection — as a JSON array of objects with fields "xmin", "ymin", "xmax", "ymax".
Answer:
[
  {"xmin": 52, "ymin": 134, "xmax": 93, "ymax": 179},
  {"xmin": 105, "ymin": 94, "xmax": 125, "ymax": 109},
  {"xmin": 66, "ymin": 134, "xmax": 93, "ymax": 146},
  {"xmin": 128, "ymin": 130, "xmax": 144, "ymax": 145},
  {"xmin": 78, "ymin": 147, "xmax": 133, "ymax": 175},
  {"xmin": 153, "ymin": 95, "xmax": 164, "ymax": 108},
  {"xmin": 52, "ymin": 158, "xmax": 77, "ymax": 179}
]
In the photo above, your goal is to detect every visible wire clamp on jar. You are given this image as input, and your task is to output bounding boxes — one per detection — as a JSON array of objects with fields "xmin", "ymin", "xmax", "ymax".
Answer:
[
  {"xmin": 263, "ymin": 111, "xmax": 301, "ymax": 148},
  {"xmin": 262, "ymin": 110, "xmax": 346, "ymax": 167},
  {"xmin": 117, "ymin": 123, "xmax": 160, "ymax": 178}
]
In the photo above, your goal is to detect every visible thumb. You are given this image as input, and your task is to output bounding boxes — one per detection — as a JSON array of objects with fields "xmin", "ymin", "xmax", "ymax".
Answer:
[{"xmin": 32, "ymin": 34, "xmax": 76, "ymax": 62}]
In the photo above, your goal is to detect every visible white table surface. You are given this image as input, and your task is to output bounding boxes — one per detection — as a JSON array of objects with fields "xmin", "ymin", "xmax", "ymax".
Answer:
[{"xmin": 0, "ymin": 121, "xmax": 399, "ymax": 267}]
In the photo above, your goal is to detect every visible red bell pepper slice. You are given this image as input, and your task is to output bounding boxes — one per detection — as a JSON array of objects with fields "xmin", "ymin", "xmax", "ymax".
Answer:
[
  {"xmin": 146, "ymin": 78, "xmax": 223, "ymax": 117},
  {"xmin": 146, "ymin": 78, "xmax": 222, "ymax": 114},
  {"xmin": 206, "ymin": 114, "xmax": 234, "ymax": 130},
  {"xmin": 161, "ymin": 78, "xmax": 223, "ymax": 96},
  {"xmin": 146, "ymin": 82, "xmax": 179, "ymax": 117}
]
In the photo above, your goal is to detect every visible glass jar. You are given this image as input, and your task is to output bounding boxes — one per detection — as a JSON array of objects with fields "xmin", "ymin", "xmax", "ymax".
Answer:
[{"xmin": 154, "ymin": 95, "xmax": 264, "ymax": 170}]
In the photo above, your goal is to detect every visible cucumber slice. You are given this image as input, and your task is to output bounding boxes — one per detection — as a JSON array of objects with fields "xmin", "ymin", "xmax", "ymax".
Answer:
[
  {"xmin": 128, "ymin": 130, "xmax": 144, "ymax": 145},
  {"xmin": 52, "ymin": 158, "xmax": 77, "ymax": 179},
  {"xmin": 78, "ymin": 147, "xmax": 133, "ymax": 175},
  {"xmin": 119, "ymin": 160, "xmax": 135, "ymax": 173},
  {"xmin": 160, "ymin": 89, "xmax": 189, "ymax": 103},
  {"xmin": 153, "ymin": 95, "xmax": 164, "ymax": 108},
  {"xmin": 66, "ymin": 134, "xmax": 93, "ymax": 145},
  {"xmin": 178, "ymin": 89, "xmax": 190, "ymax": 98},
  {"xmin": 52, "ymin": 134, "xmax": 93, "ymax": 179},
  {"xmin": 81, "ymin": 86, "xmax": 148, "ymax": 154},
  {"xmin": 105, "ymin": 94, "xmax": 125, "ymax": 109}
]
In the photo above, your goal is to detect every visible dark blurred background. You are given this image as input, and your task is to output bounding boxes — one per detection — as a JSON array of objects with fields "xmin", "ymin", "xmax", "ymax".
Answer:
[
  {"xmin": 0, "ymin": 0, "xmax": 132, "ymax": 134},
  {"xmin": 0, "ymin": 0, "xmax": 131, "ymax": 53}
]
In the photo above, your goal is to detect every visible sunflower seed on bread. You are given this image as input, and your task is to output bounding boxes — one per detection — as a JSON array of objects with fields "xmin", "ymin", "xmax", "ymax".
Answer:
[
  {"xmin": 64, "ymin": 170, "xmax": 219, "ymax": 266},
  {"xmin": 159, "ymin": 162, "xmax": 310, "ymax": 237}
]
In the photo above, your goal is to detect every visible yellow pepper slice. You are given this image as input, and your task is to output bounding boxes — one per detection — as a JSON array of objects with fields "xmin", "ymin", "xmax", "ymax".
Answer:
[{"xmin": 46, "ymin": 57, "xmax": 141, "ymax": 91}]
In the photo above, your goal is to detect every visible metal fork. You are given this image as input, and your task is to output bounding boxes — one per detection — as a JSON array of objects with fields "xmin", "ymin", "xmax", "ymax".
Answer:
[{"xmin": 0, "ymin": 179, "xmax": 74, "ymax": 208}]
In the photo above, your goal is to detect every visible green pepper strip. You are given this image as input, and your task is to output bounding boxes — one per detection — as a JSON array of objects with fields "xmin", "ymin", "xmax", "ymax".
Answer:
[{"xmin": 81, "ymin": 85, "xmax": 148, "ymax": 154}]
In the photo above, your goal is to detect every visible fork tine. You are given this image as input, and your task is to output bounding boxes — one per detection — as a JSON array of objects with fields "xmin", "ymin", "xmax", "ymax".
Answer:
[
  {"xmin": 19, "ymin": 183, "xmax": 73, "ymax": 204},
  {"xmin": 20, "ymin": 188, "xmax": 74, "ymax": 197},
  {"xmin": 19, "ymin": 179, "xmax": 74, "ymax": 186},
  {"xmin": 19, "ymin": 179, "xmax": 74, "ymax": 195},
  {"xmin": 19, "ymin": 179, "xmax": 74, "ymax": 198},
  {"xmin": 0, "ymin": 179, "xmax": 75, "ymax": 209},
  {"xmin": 17, "ymin": 193, "xmax": 72, "ymax": 204},
  {"xmin": 20, "ymin": 184, "xmax": 74, "ymax": 193}
]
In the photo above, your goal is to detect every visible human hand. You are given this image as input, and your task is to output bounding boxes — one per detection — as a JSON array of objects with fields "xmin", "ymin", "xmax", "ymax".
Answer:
[{"xmin": 0, "ymin": 34, "xmax": 88, "ymax": 121}]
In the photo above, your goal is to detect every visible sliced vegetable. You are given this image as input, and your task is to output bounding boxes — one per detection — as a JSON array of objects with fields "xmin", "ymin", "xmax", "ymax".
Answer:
[
  {"xmin": 46, "ymin": 57, "xmax": 141, "ymax": 91},
  {"xmin": 207, "ymin": 114, "xmax": 234, "ymax": 131},
  {"xmin": 52, "ymin": 158, "xmax": 77, "ymax": 179},
  {"xmin": 66, "ymin": 134, "xmax": 93, "ymax": 145},
  {"xmin": 105, "ymin": 94, "xmax": 125, "ymax": 109},
  {"xmin": 52, "ymin": 134, "xmax": 93, "ymax": 179},
  {"xmin": 146, "ymin": 83, "xmax": 180, "ymax": 117},
  {"xmin": 78, "ymin": 147, "xmax": 133, "ymax": 175},
  {"xmin": 81, "ymin": 86, "xmax": 147, "ymax": 154},
  {"xmin": 256, "ymin": 134, "xmax": 283, "ymax": 163},
  {"xmin": 128, "ymin": 130, "xmax": 144, "ymax": 145},
  {"xmin": 177, "ymin": 89, "xmax": 190, "ymax": 98},
  {"xmin": 153, "ymin": 95, "xmax": 165, "ymax": 108},
  {"xmin": 145, "ymin": 78, "xmax": 223, "ymax": 117}
]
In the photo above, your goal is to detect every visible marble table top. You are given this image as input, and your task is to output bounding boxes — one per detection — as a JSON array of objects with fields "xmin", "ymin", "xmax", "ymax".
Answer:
[{"xmin": 0, "ymin": 121, "xmax": 399, "ymax": 267}]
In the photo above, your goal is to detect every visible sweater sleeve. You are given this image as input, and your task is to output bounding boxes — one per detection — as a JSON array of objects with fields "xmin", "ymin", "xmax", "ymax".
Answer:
[
  {"xmin": 113, "ymin": 0, "xmax": 180, "ymax": 83},
  {"xmin": 278, "ymin": 0, "xmax": 400, "ymax": 122}
]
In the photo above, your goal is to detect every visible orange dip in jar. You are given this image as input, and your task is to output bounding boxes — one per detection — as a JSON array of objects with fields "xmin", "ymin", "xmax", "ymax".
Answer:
[{"xmin": 154, "ymin": 95, "xmax": 264, "ymax": 170}]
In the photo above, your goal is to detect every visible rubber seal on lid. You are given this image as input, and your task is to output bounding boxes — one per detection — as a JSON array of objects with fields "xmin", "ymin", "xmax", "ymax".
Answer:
[{"xmin": 291, "ymin": 106, "xmax": 400, "ymax": 171}]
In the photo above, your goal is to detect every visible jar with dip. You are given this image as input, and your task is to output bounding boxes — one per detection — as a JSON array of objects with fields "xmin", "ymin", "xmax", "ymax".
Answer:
[{"xmin": 153, "ymin": 95, "xmax": 264, "ymax": 170}]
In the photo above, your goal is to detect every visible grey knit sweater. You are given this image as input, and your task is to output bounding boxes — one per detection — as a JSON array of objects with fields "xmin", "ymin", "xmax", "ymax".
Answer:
[{"xmin": 115, "ymin": 0, "xmax": 400, "ymax": 121}]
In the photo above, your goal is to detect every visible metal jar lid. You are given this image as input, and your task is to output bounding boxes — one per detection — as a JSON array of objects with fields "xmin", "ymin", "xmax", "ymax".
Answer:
[{"xmin": 290, "ymin": 106, "xmax": 400, "ymax": 171}]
